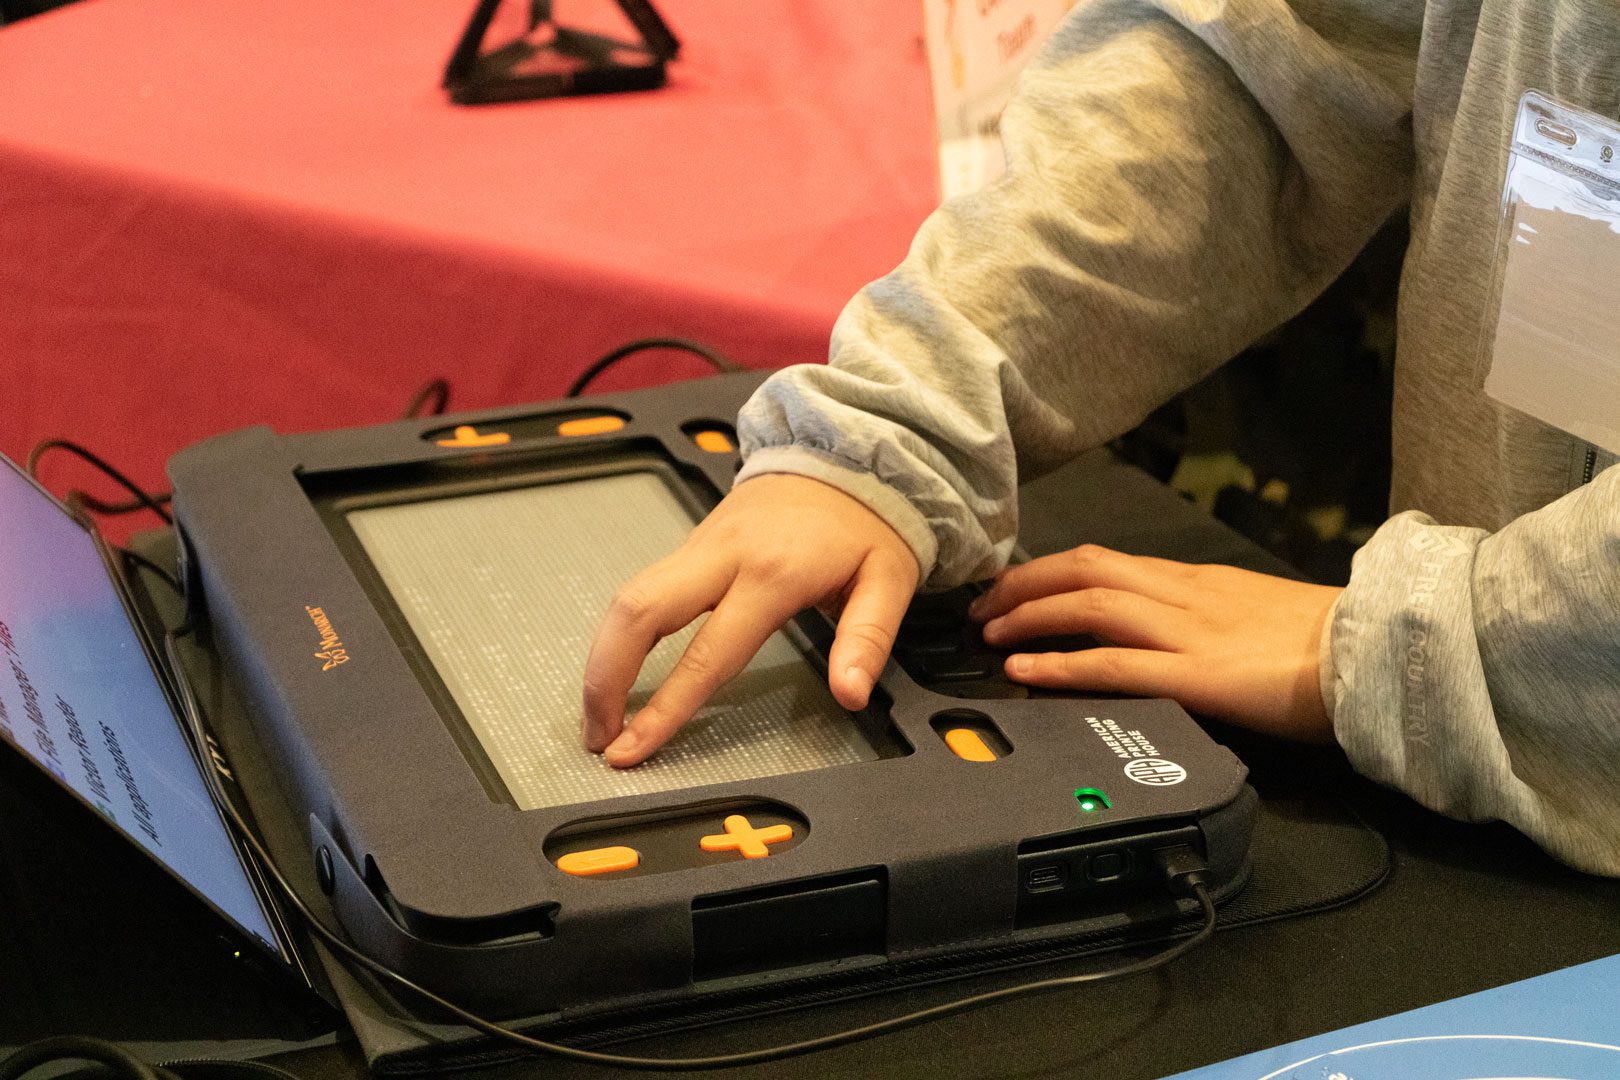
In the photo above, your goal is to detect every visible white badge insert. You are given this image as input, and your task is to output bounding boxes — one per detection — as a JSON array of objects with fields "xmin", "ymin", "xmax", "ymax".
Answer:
[{"xmin": 1480, "ymin": 92, "xmax": 1620, "ymax": 455}]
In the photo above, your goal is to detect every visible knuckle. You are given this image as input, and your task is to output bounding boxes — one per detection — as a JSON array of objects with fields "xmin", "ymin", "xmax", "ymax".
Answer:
[
  {"xmin": 1091, "ymin": 650, "xmax": 1131, "ymax": 682},
  {"xmin": 672, "ymin": 637, "xmax": 717, "ymax": 681},
  {"xmin": 880, "ymin": 548, "xmax": 922, "ymax": 583},
  {"xmin": 1071, "ymin": 544, "xmax": 1107, "ymax": 567},
  {"xmin": 581, "ymin": 672, "xmax": 609, "ymax": 702},
  {"xmin": 609, "ymin": 584, "xmax": 656, "ymax": 626},
  {"xmin": 582, "ymin": 654, "xmax": 636, "ymax": 705},
  {"xmin": 1076, "ymin": 588, "xmax": 1117, "ymax": 617},
  {"xmin": 743, "ymin": 551, "xmax": 796, "ymax": 587},
  {"xmin": 631, "ymin": 705, "xmax": 676, "ymax": 740},
  {"xmin": 840, "ymin": 621, "xmax": 896, "ymax": 659}
]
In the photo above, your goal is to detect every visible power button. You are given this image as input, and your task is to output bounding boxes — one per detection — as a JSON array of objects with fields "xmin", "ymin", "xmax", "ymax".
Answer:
[{"xmin": 1088, "ymin": 851, "xmax": 1128, "ymax": 882}]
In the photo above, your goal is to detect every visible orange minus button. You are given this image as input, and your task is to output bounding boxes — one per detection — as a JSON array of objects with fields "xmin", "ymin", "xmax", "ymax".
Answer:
[
  {"xmin": 556, "ymin": 846, "xmax": 640, "ymax": 877},
  {"xmin": 944, "ymin": 728, "xmax": 998, "ymax": 762},
  {"xmin": 558, "ymin": 415, "xmax": 626, "ymax": 437}
]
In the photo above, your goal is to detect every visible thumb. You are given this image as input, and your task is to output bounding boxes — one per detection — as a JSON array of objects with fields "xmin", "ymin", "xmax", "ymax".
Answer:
[{"xmin": 827, "ymin": 552, "xmax": 915, "ymax": 710}]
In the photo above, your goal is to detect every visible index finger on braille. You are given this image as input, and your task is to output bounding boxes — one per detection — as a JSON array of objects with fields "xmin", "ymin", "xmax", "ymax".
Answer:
[{"xmin": 581, "ymin": 556, "xmax": 734, "ymax": 752}]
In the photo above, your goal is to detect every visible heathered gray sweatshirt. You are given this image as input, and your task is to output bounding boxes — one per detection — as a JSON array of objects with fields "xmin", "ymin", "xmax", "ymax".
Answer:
[{"xmin": 734, "ymin": 0, "xmax": 1620, "ymax": 874}]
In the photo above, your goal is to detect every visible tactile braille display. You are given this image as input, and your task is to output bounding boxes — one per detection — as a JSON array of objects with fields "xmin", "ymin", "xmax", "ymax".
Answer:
[{"xmin": 346, "ymin": 470, "xmax": 874, "ymax": 809}]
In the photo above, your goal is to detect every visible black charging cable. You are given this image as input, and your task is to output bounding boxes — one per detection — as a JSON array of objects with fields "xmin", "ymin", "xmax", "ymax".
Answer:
[
  {"xmin": 26, "ymin": 440, "xmax": 174, "ymax": 525},
  {"xmin": 27, "ymin": 339, "xmax": 733, "ymax": 522},
  {"xmin": 401, "ymin": 379, "xmax": 451, "ymax": 419},
  {"xmin": 0, "ymin": 1035, "xmax": 302, "ymax": 1080},
  {"xmin": 0, "ymin": 1036, "xmax": 169, "ymax": 1080},
  {"xmin": 23, "ymin": 381, "xmax": 457, "ymax": 529},
  {"xmin": 566, "ymin": 337, "xmax": 743, "ymax": 398}
]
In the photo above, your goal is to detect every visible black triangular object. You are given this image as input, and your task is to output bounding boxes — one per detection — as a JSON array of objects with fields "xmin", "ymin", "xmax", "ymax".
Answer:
[{"xmin": 443, "ymin": 0, "xmax": 679, "ymax": 105}]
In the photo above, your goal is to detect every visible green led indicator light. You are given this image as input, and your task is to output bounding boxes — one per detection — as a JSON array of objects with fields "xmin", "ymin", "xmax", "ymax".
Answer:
[{"xmin": 1075, "ymin": 787, "xmax": 1111, "ymax": 813}]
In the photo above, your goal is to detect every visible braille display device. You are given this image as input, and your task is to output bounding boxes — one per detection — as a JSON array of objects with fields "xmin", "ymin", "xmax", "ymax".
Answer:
[{"xmin": 165, "ymin": 371, "xmax": 1256, "ymax": 1022}]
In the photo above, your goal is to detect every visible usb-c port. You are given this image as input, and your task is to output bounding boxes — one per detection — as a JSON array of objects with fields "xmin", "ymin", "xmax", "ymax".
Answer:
[{"xmin": 1024, "ymin": 864, "xmax": 1067, "ymax": 893}]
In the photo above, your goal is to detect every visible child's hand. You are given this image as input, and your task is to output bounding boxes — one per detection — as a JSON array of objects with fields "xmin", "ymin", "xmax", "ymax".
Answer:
[
  {"xmin": 972, "ymin": 544, "xmax": 1342, "ymax": 741},
  {"xmin": 582, "ymin": 474, "xmax": 920, "ymax": 767}
]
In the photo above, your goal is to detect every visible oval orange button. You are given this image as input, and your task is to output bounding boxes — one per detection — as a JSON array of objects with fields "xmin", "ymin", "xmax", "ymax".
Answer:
[
  {"xmin": 557, "ymin": 415, "xmax": 627, "ymax": 437},
  {"xmin": 556, "ymin": 846, "xmax": 640, "ymax": 876},
  {"xmin": 693, "ymin": 429, "xmax": 734, "ymax": 453},
  {"xmin": 945, "ymin": 728, "xmax": 997, "ymax": 762}
]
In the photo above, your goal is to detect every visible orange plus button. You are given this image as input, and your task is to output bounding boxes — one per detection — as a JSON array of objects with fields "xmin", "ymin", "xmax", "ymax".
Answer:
[
  {"xmin": 435, "ymin": 425, "xmax": 511, "ymax": 448},
  {"xmin": 699, "ymin": 815, "xmax": 794, "ymax": 859}
]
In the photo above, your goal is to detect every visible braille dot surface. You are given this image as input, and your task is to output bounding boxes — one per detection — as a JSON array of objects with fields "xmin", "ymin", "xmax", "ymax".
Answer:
[{"xmin": 346, "ymin": 470, "xmax": 875, "ymax": 810}]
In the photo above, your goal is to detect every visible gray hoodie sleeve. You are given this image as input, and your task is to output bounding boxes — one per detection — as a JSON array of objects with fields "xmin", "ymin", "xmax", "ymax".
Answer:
[
  {"xmin": 729, "ymin": 0, "xmax": 1620, "ymax": 875},
  {"xmin": 736, "ymin": 0, "xmax": 1421, "ymax": 585},
  {"xmin": 1326, "ymin": 463, "xmax": 1620, "ymax": 876}
]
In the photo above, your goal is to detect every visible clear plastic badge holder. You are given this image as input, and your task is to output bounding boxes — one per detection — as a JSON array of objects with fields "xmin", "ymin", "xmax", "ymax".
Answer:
[{"xmin": 1479, "ymin": 91, "xmax": 1620, "ymax": 455}]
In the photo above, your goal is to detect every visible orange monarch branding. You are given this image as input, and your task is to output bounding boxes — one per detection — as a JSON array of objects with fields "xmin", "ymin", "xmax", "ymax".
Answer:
[{"xmin": 305, "ymin": 606, "xmax": 351, "ymax": 671}]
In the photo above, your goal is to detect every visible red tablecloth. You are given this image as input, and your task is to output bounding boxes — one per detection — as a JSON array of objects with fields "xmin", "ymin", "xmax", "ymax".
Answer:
[{"xmin": 0, "ymin": 0, "xmax": 937, "ymax": 510}]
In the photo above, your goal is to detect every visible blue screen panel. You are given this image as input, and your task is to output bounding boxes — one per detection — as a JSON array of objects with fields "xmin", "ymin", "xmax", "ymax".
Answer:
[{"xmin": 0, "ymin": 458, "xmax": 281, "ymax": 955}]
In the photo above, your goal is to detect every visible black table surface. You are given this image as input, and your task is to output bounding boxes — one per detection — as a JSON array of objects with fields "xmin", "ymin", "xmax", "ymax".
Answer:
[{"xmin": 6, "ymin": 450, "xmax": 1619, "ymax": 1079}]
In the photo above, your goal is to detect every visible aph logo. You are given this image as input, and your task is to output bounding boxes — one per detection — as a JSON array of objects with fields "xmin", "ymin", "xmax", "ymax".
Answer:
[
  {"xmin": 305, "ymin": 605, "xmax": 351, "ymax": 671},
  {"xmin": 1124, "ymin": 758, "xmax": 1187, "ymax": 786}
]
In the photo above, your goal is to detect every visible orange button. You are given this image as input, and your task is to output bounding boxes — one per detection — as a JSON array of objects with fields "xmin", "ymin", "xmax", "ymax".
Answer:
[
  {"xmin": 435, "ymin": 425, "xmax": 511, "ymax": 448},
  {"xmin": 693, "ymin": 429, "xmax": 734, "ymax": 453},
  {"xmin": 556, "ymin": 846, "xmax": 640, "ymax": 876},
  {"xmin": 945, "ymin": 728, "xmax": 997, "ymax": 762},
  {"xmin": 699, "ymin": 815, "xmax": 793, "ymax": 859},
  {"xmin": 557, "ymin": 415, "xmax": 626, "ymax": 437}
]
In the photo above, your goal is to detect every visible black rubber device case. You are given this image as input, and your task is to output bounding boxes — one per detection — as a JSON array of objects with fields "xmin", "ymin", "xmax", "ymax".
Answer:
[{"xmin": 166, "ymin": 371, "xmax": 1256, "ymax": 1021}]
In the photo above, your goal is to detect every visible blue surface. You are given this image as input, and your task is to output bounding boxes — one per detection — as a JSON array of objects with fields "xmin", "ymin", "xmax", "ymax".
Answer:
[{"xmin": 1167, "ymin": 953, "xmax": 1620, "ymax": 1079}]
